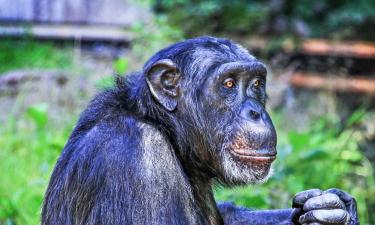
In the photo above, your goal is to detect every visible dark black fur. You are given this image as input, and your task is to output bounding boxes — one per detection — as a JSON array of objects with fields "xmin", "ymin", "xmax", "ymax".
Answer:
[{"xmin": 42, "ymin": 37, "xmax": 359, "ymax": 225}]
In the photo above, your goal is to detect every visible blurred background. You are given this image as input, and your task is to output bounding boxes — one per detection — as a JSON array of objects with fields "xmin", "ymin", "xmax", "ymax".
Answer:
[{"xmin": 0, "ymin": 0, "xmax": 374, "ymax": 224}]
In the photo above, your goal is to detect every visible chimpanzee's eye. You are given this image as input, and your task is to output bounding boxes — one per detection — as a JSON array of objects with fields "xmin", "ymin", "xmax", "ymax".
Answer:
[
  {"xmin": 253, "ymin": 79, "xmax": 260, "ymax": 88},
  {"xmin": 223, "ymin": 78, "xmax": 235, "ymax": 88}
]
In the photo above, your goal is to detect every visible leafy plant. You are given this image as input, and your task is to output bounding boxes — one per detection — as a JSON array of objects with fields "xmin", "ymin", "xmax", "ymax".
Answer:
[
  {"xmin": 131, "ymin": 15, "xmax": 184, "ymax": 61},
  {"xmin": 0, "ymin": 104, "xmax": 74, "ymax": 225},
  {"xmin": 154, "ymin": 0, "xmax": 375, "ymax": 41},
  {"xmin": 0, "ymin": 39, "xmax": 73, "ymax": 74},
  {"xmin": 94, "ymin": 58, "xmax": 129, "ymax": 90}
]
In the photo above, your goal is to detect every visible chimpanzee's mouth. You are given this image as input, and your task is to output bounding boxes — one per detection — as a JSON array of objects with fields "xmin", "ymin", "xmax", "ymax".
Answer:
[{"xmin": 230, "ymin": 148, "xmax": 277, "ymax": 163}]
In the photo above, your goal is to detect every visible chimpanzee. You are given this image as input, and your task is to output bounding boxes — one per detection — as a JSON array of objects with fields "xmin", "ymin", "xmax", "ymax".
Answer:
[{"xmin": 42, "ymin": 36, "xmax": 359, "ymax": 225}]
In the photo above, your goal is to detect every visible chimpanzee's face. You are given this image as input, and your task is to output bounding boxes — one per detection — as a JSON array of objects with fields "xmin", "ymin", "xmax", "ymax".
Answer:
[
  {"xmin": 145, "ymin": 38, "xmax": 277, "ymax": 185},
  {"xmin": 203, "ymin": 60, "xmax": 276, "ymax": 185},
  {"xmin": 181, "ymin": 51, "xmax": 277, "ymax": 185}
]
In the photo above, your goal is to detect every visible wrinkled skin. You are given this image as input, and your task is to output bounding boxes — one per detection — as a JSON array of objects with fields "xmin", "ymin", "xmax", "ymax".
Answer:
[{"xmin": 42, "ymin": 36, "xmax": 359, "ymax": 225}]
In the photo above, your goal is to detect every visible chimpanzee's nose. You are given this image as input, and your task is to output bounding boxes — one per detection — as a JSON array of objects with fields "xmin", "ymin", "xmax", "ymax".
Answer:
[{"xmin": 240, "ymin": 100, "xmax": 267, "ymax": 123}]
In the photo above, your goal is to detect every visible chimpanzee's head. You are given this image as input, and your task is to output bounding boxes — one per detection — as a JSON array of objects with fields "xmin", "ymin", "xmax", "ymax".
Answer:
[{"xmin": 144, "ymin": 36, "xmax": 276, "ymax": 185}]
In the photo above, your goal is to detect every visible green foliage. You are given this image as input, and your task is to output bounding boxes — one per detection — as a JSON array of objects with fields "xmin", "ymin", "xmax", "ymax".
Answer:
[
  {"xmin": 26, "ymin": 103, "xmax": 49, "ymax": 130},
  {"xmin": 0, "ymin": 39, "xmax": 73, "ymax": 74},
  {"xmin": 131, "ymin": 15, "xmax": 184, "ymax": 61},
  {"xmin": 154, "ymin": 0, "xmax": 267, "ymax": 35},
  {"xmin": 215, "ymin": 112, "xmax": 375, "ymax": 225},
  {"xmin": 94, "ymin": 58, "xmax": 129, "ymax": 90},
  {"xmin": 94, "ymin": 76, "xmax": 116, "ymax": 90},
  {"xmin": 154, "ymin": 0, "xmax": 375, "ymax": 40},
  {"xmin": 114, "ymin": 58, "xmax": 129, "ymax": 75},
  {"xmin": 0, "ymin": 104, "xmax": 74, "ymax": 225}
]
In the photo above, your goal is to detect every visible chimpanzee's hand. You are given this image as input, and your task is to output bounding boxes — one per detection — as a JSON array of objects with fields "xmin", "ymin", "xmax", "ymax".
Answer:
[{"xmin": 291, "ymin": 188, "xmax": 359, "ymax": 225}]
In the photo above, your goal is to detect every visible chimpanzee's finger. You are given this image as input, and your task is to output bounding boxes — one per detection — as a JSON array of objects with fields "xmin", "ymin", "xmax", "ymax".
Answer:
[
  {"xmin": 324, "ymin": 188, "xmax": 359, "ymax": 225},
  {"xmin": 299, "ymin": 209, "xmax": 349, "ymax": 225},
  {"xmin": 291, "ymin": 208, "xmax": 303, "ymax": 225},
  {"xmin": 293, "ymin": 189, "xmax": 323, "ymax": 208},
  {"xmin": 324, "ymin": 189, "xmax": 355, "ymax": 203},
  {"xmin": 303, "ymin": 193, "xmax": 346, "ymax": 211}
]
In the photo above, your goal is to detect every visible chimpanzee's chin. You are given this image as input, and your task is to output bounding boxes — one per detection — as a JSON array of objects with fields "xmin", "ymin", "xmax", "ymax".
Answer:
[{"xmin": 220, "ymin": 151, "xmax": 274, "ymax": 185}]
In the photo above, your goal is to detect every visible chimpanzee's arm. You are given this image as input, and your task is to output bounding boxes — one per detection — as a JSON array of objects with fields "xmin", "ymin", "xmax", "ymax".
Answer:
[{"xmin": 218, "ymin": 202, "xmax": 294, "ymax": 225}]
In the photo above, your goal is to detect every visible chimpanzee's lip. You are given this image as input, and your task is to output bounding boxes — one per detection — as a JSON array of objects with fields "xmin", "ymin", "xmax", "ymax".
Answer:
[{"xmin": 230, "ymin": 148, "xmax": 277, "ymax": 163}]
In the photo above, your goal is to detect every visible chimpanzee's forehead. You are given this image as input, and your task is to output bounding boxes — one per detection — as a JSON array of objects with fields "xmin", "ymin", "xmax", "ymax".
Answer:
[
  {"xmin": 191, "ymin": 43, "xmax": 255, "ymax": 64},
  {"xmin": 189, "ymin": 36, "xmax": 253, "ymax": 57},
  {"xmin": 185, "ymin": 42, "xmax": 257, "ymax": 81},
  {"xmin": 144, "ymin": 37, "xmax": 255, "ymax": 70}
]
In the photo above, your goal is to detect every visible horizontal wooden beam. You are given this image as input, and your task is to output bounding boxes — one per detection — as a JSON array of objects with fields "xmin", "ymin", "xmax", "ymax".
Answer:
[
  {"xmin": 297, "ymin": 39, "xmax": 375, "ymax": 58},
  {"xmin": 290, "ymin": 71, "xmax": 375, "ymax": 95},
  {"xmin": 243, "ymin": 37, "xmax": 375, "ymax": 58},
  {"xmin": 0, "ymin": 24, "xmax": 134, "ymax": 42}
]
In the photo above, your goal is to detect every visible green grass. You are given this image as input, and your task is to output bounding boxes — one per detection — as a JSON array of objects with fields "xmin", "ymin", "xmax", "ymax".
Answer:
[
  {"xmin": 0, "ymin": 104, "xmax": 75, "ymax": 225},
  {"xmin": 0, "ymin": 39, "xmax": 73, "ymax": 74}
]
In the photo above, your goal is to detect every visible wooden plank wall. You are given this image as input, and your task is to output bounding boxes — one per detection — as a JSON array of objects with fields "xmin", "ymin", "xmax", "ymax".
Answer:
[{"xmin": 0, "ymin": 0, "xmax": 149, "ymax": 27}]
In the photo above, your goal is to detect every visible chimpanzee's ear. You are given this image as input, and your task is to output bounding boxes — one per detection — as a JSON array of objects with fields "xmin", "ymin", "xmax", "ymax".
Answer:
[{"xmin": 145, "ymin": 59, "xmax": 181, "ymax": 111}]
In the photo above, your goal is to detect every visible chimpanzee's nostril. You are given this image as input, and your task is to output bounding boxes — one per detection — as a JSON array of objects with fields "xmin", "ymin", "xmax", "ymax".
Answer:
[
  {"xmin": 249, "ymin": 110, "xmax": 260, "ymax": 121},
  {"xmin": 240, "ymin": 101, "xmax": 266, "ymax": 122}
]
